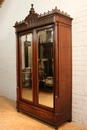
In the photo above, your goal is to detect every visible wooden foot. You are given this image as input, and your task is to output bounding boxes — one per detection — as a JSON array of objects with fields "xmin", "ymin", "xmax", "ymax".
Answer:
[
  {"xmin": 68, "ymin": 119, "xmax": 72, "ymax": 122},
  {"xmin": 17, "ymin": 109, "xmax": 20, "ymax": 112},
  {"xmin": 55, "ymin": 126, "xmax": 58, "ymax": 130}
]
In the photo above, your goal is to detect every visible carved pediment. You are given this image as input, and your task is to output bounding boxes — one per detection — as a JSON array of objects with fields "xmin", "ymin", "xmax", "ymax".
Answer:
[
  {"xmin": 25, "ymin": 13, "xmax": 39, "ymax": 26},
  {"xmin": 24, "ymin": 4, "xmax": 39, "ymax": 26},
  {"xmin": 14, "ymin": 4, "xmax": 71, "ymax": 29}
]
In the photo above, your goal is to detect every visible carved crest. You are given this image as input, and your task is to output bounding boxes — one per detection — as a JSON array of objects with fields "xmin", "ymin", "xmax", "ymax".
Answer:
[
  {"xmin": 25, "ymin": 4, "xmax": 39, "ymax": 26},
  {"xmin": 14, "ymin": 4, "xmax": 71, "ymax": 29}
]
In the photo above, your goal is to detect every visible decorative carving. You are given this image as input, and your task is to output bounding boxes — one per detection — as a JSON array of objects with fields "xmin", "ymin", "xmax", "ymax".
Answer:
[
  {"xmin": 14, "ymin": 4, "xmax": 70, "ymax": 28},
  {"xmin": 25, "ymin": 13, "xmax": 38, "ymax": 26},
  {"xmin": 24, "ymin": 4, "xmax": 39, "ymax": 26},
  {"xmin": 29, "ymin": 4, "xmax": 35, "ymax": 14}
]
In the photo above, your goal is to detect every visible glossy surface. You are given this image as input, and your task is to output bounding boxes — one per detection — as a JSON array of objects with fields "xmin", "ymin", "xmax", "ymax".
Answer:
[
  {"xmin": 38, "ymin": 28, "xmax": 54, "ymax": 107},
  {"xmin": 21, "ymin": 34, "xmax": 32, "ymax": 101}
]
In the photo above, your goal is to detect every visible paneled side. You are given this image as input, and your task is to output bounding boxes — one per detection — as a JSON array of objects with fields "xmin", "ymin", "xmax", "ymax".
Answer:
[{"xmin": 58, "ymin": 23, "xmax": 72, "ymax": 114}]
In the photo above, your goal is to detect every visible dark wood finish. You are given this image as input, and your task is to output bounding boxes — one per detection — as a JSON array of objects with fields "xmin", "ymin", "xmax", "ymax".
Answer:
[{"xmin": 14, "ymin": 4, "xmax": 73, "ymax": 130}]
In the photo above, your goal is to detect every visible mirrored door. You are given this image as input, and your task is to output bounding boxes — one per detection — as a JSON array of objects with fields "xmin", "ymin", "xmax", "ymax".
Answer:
[
  {"xmin": 20, "ymin": 33, "xmax": 33, "ymax": 101},
  {"xmin": 38, "ymin": 28, "xmax": 54, "ymax": 108}
]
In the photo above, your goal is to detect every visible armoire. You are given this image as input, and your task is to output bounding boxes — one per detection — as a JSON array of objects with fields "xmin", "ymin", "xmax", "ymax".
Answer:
[{"xmin": 14, "ymin": 4, "xmax": 73, "ymax": 130}]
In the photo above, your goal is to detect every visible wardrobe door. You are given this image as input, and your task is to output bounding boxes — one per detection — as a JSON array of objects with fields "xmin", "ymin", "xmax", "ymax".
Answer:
[
  {"xmin": 37, "ymin": 27, "xmax": 54, "ymax": 108},
  {"xmin": 20, "ymin": 33, "xmax": 33, "ymax": 102}
]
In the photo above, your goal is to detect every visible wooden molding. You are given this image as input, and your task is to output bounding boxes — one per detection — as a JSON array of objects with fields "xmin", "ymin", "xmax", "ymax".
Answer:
[{"xmin": 14, "ymin": 4, "xmax": 72, "ymax": 29}]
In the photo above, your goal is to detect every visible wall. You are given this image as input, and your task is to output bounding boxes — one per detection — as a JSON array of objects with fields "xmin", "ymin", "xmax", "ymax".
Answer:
[{"xmin": 0, "ymin": 0, "xmax": 87, "ymax": 126}]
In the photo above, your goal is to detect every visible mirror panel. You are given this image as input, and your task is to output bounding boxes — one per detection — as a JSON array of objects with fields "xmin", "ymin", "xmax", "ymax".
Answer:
[
  {"xmin": 20, "ymin": 33, "xmax": 32, "ymax": 101},
  {"xmin": 38, "ymin": 28, "xmax": 54, "ymax": 108}
]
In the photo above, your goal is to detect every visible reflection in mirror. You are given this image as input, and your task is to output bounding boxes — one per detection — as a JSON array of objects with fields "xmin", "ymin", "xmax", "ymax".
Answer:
[
  {"xmin": 21, "ymin": 33, "xmax": 32, "ymax": 101},
  {"xmin": 38, "ymin": 28, "xmax": 54, "ymax": 108}
]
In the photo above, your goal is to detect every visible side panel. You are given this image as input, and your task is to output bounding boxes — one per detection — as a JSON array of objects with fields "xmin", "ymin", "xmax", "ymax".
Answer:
[{"xmin": 58, "ymin": 23, "xmax": 72, "ymax": 114}]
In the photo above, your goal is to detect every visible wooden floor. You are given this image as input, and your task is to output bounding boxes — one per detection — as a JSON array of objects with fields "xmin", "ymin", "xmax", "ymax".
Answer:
[{"xmin": 0, "ymin": 95, "xmax": 87, "ymax": 130}]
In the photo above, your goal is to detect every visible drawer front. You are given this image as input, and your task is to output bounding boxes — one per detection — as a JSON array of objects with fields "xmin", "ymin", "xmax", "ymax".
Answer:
[
  {"xmin": 33, "ymin": 108, "xmax": 54, "ymax": 124},
  {"xmin": 19, "ymin": 102, "xmax": 33, "ymax": 115},
  {"xmin": 18, "ymin": 102, "xmax": 54, "ymax": 125}
]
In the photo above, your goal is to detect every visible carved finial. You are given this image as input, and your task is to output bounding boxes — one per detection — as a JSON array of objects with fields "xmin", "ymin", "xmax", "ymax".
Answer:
[
  {"xmin": 55, "ymin": 6, "xmax": 57, "ymax": 9},
  {"xmin": 31, "ymin": 4, "xmax": 33, "ymax": 8},
  {"xmin": 29, "ymin": 4, "xmax": 35, "ymax": 14}
]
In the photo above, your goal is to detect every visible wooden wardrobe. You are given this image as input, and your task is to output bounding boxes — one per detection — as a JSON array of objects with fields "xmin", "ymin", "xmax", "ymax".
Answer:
[{"xmin": 14, "ymin": 4, "xmax": 73, "ymax": 130}]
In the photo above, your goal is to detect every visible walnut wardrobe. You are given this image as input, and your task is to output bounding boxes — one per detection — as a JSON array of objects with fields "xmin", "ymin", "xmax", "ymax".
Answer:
[{"xmin": 14, "ymin": 4, "xmax": 73, "ymax": 130}]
